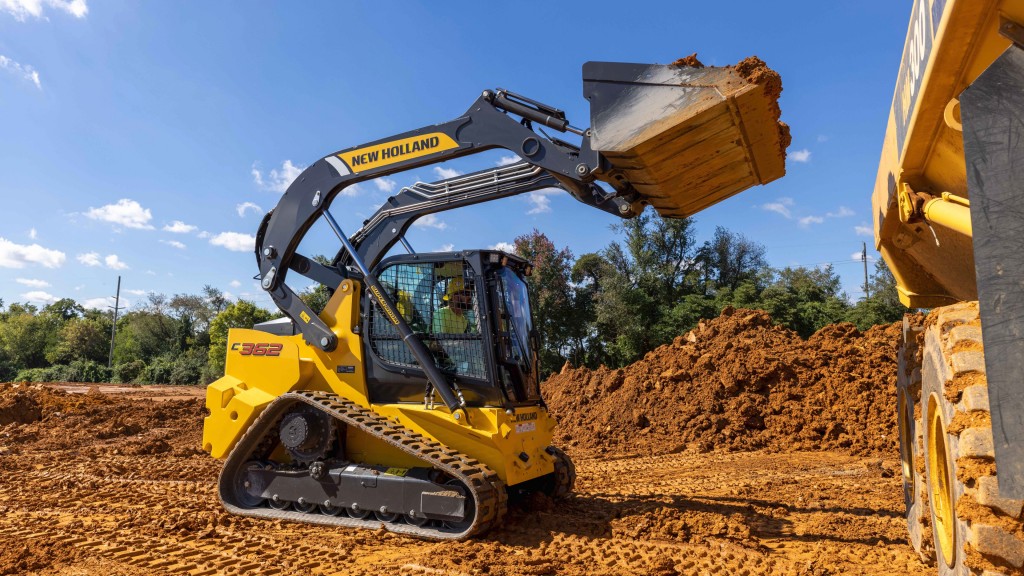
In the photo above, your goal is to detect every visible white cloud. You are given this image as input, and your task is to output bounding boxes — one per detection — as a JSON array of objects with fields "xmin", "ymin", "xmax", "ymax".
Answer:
[
  {"xmin": 77, "ymin": 251, "xmax": 127, "ymax": 269},
  {"xmin": 335, "ymin": 183, "xmax": 363, "ymax": 198},
  {"xmin": 798, "ymin": 215, "xmax": 825, "ymax": 227},
  {"xmin": 523, "ymin": 188, "xmax": 564, "ymax": 215},
  {"xmin": 817, "ymin": 135, "xmax": 829, "ymax": 143},
  {"xmin": 789, "ymin": 148, "xmax": 812, "ymax": 163},
  {"xmin": 413, "ymin": 214, "xmax": 447, "ymax": 230},
  {"xmin": 438, "ymin": 243, "xmax": 455, "ymax": 252},
  {"xmin": 197, "ymin": 231, "xmax": 211, "ymax": 239},
  {"xmin": 490, "ymin": 242, "xmax": 515, "ymax": 253},
  {"xmin": 497, "ymin": 155, "xmax": 521, "ymax": 167},
  {"xmin": 210, "ymin": 231, "xmax": 256, "ymax": 252},
  {"xmin": 373, "ymin": 177, "xmax": 397, "ymax": 193},
  {"xmin": 527, "ymin": 192, "xmax": 552, "ymax": 214},
  {"xmin": 760, "ymin": 197, "xmax": 794, "ymax": 219},
  {"xmin": 235, "ymin": 202, "xmax": 263, "ymax": 218},
  {"xmin": 77, "ymin": 252, "xmax": 101, "ymax": 267},
  {"xmin": 0, "ymin": 54, "xmax": 41, "ymax": 89},
  {"xmin": 826, "ymin": 206, "xmax": 855, "ymax": 218},
  {"xmin": 161, "ymin": 239, "xmax": 186, "ymax": 250},
  {"xmin": 28, "ymin": 228, "xmax": 36, "ymax": 239},
  {"xmin": 104, "ymin": 254, "xmax": 128, "ymax": 270},
  {"xmin": 20, "ymin": 290, "xmax": 57, "ymax": 304},
  {"xmin": 145, "ymin": 270, "xmax": 156, "ymax": 276},
  {"xmin": 252, "ymin": 160, "xmax": 303, "ymax": 193},
  {"xmin": 81, "ymin": 296, "xmax": 126, "ymax": 311},
  {"xmin": 0, "ymin": 237, "xmax": 65, "ymax": 268},
  {"xmin": 162, "ymin": 220, "xmax": 196, "ymax": 233},
  {"xmin": 229, "ymin": 279, "xmax": 241, "ymax": 288},
  {"xmin": 433, "ymin": 167, "xmax": 462, "ymax": 180},
  {"xmin": 85, "ymin": 199, "xmax": 154, "ymax": 230},
  {"xmin": 223, "ymin": 291, "xmax": 236, "ymax": 302},
  {"xmin": 0, "ymin": 0, "xmax": 87, "ymax": 21},
  {"xmin": 16, "ymin": 278, "xmax": 49, "ymax": 288},
  {"xmin": 851, "ymin": 251, "xmax": 876, "ymax": 263},
  {"xmin": 855, "ymin": 224, "xmax": 873, "ymax": 237}
]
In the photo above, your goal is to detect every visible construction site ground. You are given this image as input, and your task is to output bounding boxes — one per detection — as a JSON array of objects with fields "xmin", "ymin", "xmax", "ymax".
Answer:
[{"xmin": 0, "ymin": 311, "xmax": 932, "ymax": 575}]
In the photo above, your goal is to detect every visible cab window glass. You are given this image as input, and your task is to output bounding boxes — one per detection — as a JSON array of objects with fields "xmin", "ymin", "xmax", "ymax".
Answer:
[{"xmin": 369, "ymin": 261, "xmax": 486, "ymax": 381}]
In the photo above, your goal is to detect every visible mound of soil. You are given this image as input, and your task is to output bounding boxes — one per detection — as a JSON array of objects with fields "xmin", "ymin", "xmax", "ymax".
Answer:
[
  {"xmin": 0, "ymin": 383, "xmax": 205, "ymax": 458},
  {"xmin": 544, "ymin": 308, "xmax": 902, "ymax": 458}
]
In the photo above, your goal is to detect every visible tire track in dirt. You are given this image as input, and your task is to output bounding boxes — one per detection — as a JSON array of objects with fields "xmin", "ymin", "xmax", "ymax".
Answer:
[{"xmin": 0, "ymin": 382, "xmax": 932, "ymax": 575}]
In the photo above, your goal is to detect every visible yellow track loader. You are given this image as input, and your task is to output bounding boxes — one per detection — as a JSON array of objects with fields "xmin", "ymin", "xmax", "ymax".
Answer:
[
  {"xmin": 202, "ymin": 58, "xmax": 788, "ymax": 539},
  {"xmin": 876, "ymin": 1, "xmax": 1024, "ymax": 573}
]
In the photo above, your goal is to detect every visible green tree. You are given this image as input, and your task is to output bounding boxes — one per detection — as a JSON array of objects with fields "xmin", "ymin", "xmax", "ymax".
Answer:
[
  {"xmin": 298, "ymin": 255, "xmax": 335, "ymax": 314},
  {"xmin": 43, "ymin": 298, "xmax": 85, "ymax": 322},
  {"xmin": 47, "ymin": 317, "xmax": 109, "ymax": 365},
  {"xmin": 588, "ymin": 210, "xmax": 700, "ymax": 366},
  {"xmin": 696, "ymin": 227, "xmax": 769, "ymax": 293},
  {"xmin": 206, "ymin": 300, "xmax": 275, "ymax": 379},
  {"xmin": 112, "ymin": 309, "xmax": 180, "ymax": 365},
  {"xmin": 845, "ymin": 260, "xmax": 911, "ymax": 330},
  {"xmin": 513, "ymin": 230, "xmax": 577, "ymax": 377},
  {"xmin": 0, "ymin": 307, "xmax": 56, "ymax": 370},
  {"xmin": 759, "ymin": 265, "xmax": 850, "ymax": 337},
  {"xmin": 169, "ymin": 285, "xmax": 229, "ymax": 351}
]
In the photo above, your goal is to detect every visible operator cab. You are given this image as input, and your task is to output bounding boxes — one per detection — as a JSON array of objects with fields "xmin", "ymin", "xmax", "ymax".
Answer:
[{"xmin": 362, "ymin": 250, "xmax": 541, "ymax": 409}]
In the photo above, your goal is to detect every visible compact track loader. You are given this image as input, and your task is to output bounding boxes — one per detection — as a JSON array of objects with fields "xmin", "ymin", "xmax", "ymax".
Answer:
[{"xmin": 202, "ymin": 58, "xmax": 789, "ymax": 540}]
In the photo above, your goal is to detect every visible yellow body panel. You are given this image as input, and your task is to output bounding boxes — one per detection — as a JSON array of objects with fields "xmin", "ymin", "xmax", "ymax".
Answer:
[
  {"xmin": 873, "ymin": 0, "xmax": 1024, "ymax": 307},
  {"xmin": 203, "ymin": 279, "xmax": 556, "ymax": 486}
]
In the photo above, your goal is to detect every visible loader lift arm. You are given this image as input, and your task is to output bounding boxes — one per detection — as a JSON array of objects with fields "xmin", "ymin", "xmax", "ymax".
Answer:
[
  {"xmin": 255, "ymin": 89, "xmax": 638, "ymax": 358},
  {"xmin": 253, "ymin": 60, "xmax": 788, "ymax": 414}
]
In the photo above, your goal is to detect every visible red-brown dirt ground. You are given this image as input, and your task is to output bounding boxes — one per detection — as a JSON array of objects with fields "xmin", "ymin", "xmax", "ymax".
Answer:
[{"xmin": 0, "ymin": 310, "xmax": 928, "ymax": 575}]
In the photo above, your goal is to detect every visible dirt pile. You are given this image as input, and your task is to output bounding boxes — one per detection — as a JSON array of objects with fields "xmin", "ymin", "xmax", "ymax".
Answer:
[
  {"xmin": 0, "ymin": 383, "xmax": 205, "ymax": 460},
  {"xmin": 544, "ymin": 308, "xmax": 902, "ymax": 458},
  {"xmin": 0, "ymin": 383, "xmax": 927, "ymax": 575}
]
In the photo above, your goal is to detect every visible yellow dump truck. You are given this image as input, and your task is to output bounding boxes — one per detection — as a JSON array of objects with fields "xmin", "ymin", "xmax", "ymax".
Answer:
[{"xmin": 875, "ymin": 0, "xmax": 1024, "ymax": 573}]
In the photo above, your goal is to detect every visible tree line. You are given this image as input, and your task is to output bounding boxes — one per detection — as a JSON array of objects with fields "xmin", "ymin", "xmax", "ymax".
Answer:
[
  {"xmin": 0, "ymin": 287, "xmax": 275, "ymax": 385},
  {"xmin": 0, "ymin": 212, "xmax": 907, "ymax": 385},
  {"xmin": 516, "ymin": 212, "xmax": 907, "ymax": 376}
]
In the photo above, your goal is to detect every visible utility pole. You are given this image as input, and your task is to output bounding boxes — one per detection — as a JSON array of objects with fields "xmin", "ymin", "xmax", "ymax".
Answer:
[
  {"xmin": 107, "ymin": 276, "xmax": 121, "ymax": 368},
  {"xmin": 862, "ymin": 242, "xmax": 870, "ymax": 300}
]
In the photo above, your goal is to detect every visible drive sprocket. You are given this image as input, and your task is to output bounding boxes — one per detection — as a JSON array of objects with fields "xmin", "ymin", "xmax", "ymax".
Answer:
[{"xmin": 278, "ymin": 405, "xmax": 336, "ymax": 464}]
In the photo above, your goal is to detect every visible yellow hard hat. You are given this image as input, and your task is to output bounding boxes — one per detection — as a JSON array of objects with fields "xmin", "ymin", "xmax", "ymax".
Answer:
[{"xmin": 444, "ymin": 277, "xmax": 467, "ymax": 301}]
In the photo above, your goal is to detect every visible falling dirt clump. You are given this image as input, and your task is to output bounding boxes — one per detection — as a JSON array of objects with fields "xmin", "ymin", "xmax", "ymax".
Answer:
[
  {"xmin": 544, "ymin": 308, "xmax": 902, "ymax": 458},
  {"xmin": 734, "ymin": 56, "xmax": 781, "ymax": 98},
  {"xmin": 731, "ymin": 55, "xmax": 792, "ymax": 154},
  {"xmin": 670, "ymin": 53, "xmax": 704, "ymax": 68}
]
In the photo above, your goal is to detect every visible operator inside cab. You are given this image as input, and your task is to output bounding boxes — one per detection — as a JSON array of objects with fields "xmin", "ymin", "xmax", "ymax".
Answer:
[{"xmin": 433, "ymin": 277, "xmax": 477, "ymax": 335}]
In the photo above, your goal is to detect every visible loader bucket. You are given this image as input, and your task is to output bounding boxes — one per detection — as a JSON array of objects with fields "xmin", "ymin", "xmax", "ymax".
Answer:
[{"xmin": 584, "ymin": 57, "xmax": 790, "ymax": 218}]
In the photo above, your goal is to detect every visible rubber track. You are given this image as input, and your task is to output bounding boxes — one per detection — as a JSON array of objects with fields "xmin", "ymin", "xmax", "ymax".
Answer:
[{"xmin": 218, "ymin": 390, "xmax": 507, "ymax": 540}]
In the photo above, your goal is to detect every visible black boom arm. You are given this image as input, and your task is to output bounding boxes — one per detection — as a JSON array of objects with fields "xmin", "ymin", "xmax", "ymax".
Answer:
[{"xmin": 255, "ymin": 90, "xmax": 639, "ymax": 358}]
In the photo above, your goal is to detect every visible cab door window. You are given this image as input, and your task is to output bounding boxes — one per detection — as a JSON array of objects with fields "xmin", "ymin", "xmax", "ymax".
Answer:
[{"xmin": 368, "ymin": 261, "xmax": 486, "ymax": 381}]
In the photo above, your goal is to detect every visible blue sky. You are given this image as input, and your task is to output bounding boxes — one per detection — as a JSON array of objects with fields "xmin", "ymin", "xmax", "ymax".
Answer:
[{"xmin": 0, "ymin": 1, "xmax": 911, "ymax": 312}]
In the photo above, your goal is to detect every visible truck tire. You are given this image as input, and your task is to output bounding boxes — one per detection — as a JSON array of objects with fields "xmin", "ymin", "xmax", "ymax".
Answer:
[
  {"xmin": 921, "ymin": 302, "xmax": 1024, "ymax": 576},
  {"xmin": 898, "ymin": 313, "xmax": 934, "ymax": 564}
]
